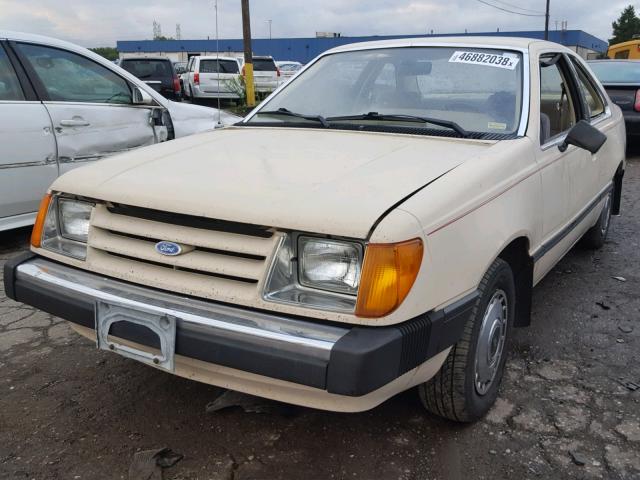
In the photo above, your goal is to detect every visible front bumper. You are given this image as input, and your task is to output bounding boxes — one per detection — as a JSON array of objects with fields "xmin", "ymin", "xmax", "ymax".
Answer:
[
  {"xmin": 192, "ymin": 86, "xmax": 240, "ymax": 99},
  {"xmin": 4, "ymin": 253, "xmax": 476, "ymax": 397}
]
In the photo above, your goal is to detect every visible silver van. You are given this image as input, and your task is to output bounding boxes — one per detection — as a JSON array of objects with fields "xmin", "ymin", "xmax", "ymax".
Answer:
[{"xmin": 182, "ymin": 56, "xmax": 242, "ymax": 101}]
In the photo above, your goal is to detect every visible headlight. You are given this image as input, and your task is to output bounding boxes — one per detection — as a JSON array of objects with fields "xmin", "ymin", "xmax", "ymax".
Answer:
[
  {"xmin": 298, "ymin": 237, "xmax": 362, "ymax": 294},
  {"xmin": 58, "ymin": 198, "xmax": 92, "ymax": 242},
  {"xmin": 263, "ymin": 233, "xmax": 423, "ymax": 317},
  {"xmin": 263, "ymin": 234, "xmax": 363, "ymax": 312},
  {"xmin": 33, "ymin": 194, "xmax": 94, "ymax": 260}
]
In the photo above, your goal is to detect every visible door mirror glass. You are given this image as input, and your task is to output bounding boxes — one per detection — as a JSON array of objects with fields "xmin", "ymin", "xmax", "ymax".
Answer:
[
  {"xmin": 132, "ymin": 86, "xmax": 154, "ymax": 105},
  {"xmin": 559, "ymin": 119, "xmax": 606, "ymax": 154}
]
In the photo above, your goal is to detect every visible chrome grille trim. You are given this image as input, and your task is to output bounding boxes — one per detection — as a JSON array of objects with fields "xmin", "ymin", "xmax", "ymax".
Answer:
[{"xmin": 86, "ymin": 204, "xmax": 280, "ymax": 301}]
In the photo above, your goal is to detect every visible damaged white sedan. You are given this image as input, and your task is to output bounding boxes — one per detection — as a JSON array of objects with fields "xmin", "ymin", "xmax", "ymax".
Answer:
[
  {"xmin": 5, "ymin": 37, "xmax": 625, "ymax": 422},
  {"xmin": 0, "ymin": 30, "xmax": 239, "ymax": 232}
]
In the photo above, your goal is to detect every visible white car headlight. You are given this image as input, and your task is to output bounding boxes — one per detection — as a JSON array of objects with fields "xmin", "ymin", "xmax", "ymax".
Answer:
[
  {"xmin": 58, "ymin": 198, "xmax": 92, "ymax": 242},
  {"xmin": 39, "ymin": 195, "xmax": 94, "ymax": 260},
  {"xmin": 263, "ymin": 234, "xmax": 363, "ymax": 312},
  {"xmin": 298, "ymin": 237, "xmax": 362, "ymax": 294}
]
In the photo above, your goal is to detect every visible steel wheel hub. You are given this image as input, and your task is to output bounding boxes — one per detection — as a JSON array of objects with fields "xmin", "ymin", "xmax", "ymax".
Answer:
[{"xmin": 474, "ymin": 289, "xmax": 508, "ymax": 396}]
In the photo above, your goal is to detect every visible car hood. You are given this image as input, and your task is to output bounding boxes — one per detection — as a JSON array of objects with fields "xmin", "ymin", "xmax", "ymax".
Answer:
[{"xmin": 53, "ymin": 127, "xmax": 493, "ymax": 238}]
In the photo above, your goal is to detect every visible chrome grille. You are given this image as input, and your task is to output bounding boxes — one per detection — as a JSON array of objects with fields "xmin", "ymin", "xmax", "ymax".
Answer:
[{"xmin": 85, "ymin": 204, "xmax": 280, "ymax": 302}]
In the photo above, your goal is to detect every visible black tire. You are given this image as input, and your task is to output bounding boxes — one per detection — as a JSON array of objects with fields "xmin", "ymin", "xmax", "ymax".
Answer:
[
  {"xmin": 580, "ymin": 190, "xmax": 613, "ymax": 250},
  {"xmin": 418, "ymin": 257, "xmax": 515, "ymax": 422}
]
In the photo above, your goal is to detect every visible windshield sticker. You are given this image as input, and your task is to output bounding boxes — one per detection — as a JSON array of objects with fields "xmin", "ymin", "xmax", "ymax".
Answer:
[
  {"xmin": 449, "ymin": 51, "xmax": 520, "ymax": 70},
  {"xmin": 488, "ymin": 122, "xmax": 507, "ymax": 130}
]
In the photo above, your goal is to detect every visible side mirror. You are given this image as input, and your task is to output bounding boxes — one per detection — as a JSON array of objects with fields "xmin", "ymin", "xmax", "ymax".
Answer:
[
  {"xmin": 132, "ymin": 86, "xmax": 154, "ymax": 105},
  {"xmin": 559, "ymin": 119, "xmax": 607, "ymax": 154}
]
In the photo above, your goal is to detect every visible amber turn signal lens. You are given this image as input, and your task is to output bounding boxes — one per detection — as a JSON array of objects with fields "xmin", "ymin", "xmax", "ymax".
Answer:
[
  {"xmin": 31, "ymin": 193, "xmax": 52, "ymax": 248},
  {"xmin": 355, "ymin": 238, "xmax": 424, "ymax": 318}
]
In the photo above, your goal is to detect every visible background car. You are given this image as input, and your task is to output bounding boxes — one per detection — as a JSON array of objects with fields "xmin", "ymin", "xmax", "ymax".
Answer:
[
  {"xmin": 173, "ymin": 61, "xmax": 188, "ymax": 94},
  {"xmin": 276, "ymin": 60, "xmax": 303, "ymax": 83},
  {"xmin": 182, "ymin": 56, "xmax": 242, "ymax": 102},
  {"xmin": 120, "ymin": 57, "xmax": 182, "ymax": 101},
  {"xmin": 588, "ymin": 59, "xmax": 640, "ymax": 142},
  {"xmin": 0, "ymin": 31, "xmax": 240, "ymax": 232},
  {"xmin": 173, "ymin": 61, "xmax": 187, "ymax": 74},
  {"xmin": 239, "ymin": 55, "xmax": 280, "ymax": 93}
]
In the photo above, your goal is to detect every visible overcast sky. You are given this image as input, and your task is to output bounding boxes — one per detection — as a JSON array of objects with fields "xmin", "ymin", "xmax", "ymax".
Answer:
[{"xmin": 0, "ymin": 0, "xmax": 635, "ymax": 47}]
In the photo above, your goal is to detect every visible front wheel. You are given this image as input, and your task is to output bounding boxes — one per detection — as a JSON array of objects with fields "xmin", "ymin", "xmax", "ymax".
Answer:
[{"xmin": 418, "ymin": 257, "xmax": 515, "ymax": 422}]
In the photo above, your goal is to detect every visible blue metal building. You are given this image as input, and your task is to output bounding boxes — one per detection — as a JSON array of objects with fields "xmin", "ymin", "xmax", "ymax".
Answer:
[{"xmin": 117, "ymin": 30, "xmax": 607, "ymax": 63}]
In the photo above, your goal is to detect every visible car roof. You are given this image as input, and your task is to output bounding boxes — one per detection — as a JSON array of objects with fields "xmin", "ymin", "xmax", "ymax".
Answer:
[
  {"xmin": 197, "ymin": 56, "xmax": 239, "ymax": 61},
  {"xmin": 323, "ymin": 36, "xmax": 561, "ymax": 55},
  {"xmin": 0, "ymin": 29, "xmax": 84, "ymax": 49},
  {"xmin": 587, "ymin": 59, "xmax": 640, "ymax": 63},
  {"xmin": 121, "ymin": 57, "xmax": 171, "ymax": 61}
]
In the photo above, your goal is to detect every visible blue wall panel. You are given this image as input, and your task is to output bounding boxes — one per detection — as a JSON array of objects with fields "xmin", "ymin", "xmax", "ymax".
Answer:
[{"xmin": 118, "ymin": 30, "xmax": 607, "ymax": 63}]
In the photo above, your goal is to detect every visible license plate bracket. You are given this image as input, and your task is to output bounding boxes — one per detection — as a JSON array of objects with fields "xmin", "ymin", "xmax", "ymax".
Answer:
[{"xmin": 95, "ymin": 301, "xmax": 177, "ymax": 372}]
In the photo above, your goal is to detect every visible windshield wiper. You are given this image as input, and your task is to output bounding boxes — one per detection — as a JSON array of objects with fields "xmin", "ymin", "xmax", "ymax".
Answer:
[
  {"xmin": 326, "ymin": 112, "xmax": 470, "ymax": 138},
  {"xmin": 257, "ymin": 108, "xmax": 329, "ymax": 128}
]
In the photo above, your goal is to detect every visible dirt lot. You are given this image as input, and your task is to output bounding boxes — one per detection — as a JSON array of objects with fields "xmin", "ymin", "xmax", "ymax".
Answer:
[{"xmin": 1, "ymin": 162, "xmax": 639, "ymax": 480}]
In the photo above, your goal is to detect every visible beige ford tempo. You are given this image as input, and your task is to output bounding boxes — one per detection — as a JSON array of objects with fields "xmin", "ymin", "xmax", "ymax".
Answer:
[{"xmin": 4, "ymin": 37, "xmax": 626, "ymax": 422}]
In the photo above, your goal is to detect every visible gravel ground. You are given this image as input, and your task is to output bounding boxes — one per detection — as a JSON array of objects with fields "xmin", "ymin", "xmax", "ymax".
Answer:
[{"xmin": 1, "ymin": 161, "xmax": 639, "ymax": 480}]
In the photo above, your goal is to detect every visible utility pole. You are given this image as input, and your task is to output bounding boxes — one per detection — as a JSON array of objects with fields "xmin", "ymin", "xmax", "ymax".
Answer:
[
  {"xmin": 267, "ymin": 19, "xmax": 272, "ymax": 40},
  {"xmin": 544, "ymin": 0, "xmax": 550, "ymax": 40},
  {"xmin": 241, "ymin": 0, "xmax": 255, "ymax": 107},
  {"xmin": 214, "ymin": 0, "xmax": 221, "ymax": 125}
]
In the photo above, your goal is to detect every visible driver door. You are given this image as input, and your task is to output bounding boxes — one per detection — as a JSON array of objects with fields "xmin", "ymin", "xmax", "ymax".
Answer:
[
  {"xmin": 12, "ymin": 42, "xmax": 163, "ymax": 175},
  {"xmin": 534, "ymin": 52, "xmax": 589, "ymax": 278}
]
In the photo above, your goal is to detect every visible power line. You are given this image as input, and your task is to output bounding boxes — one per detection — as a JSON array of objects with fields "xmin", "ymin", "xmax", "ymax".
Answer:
[
  {"xmin": 489, "ymin": 0, "xmax": 545, "ymax": 14},
  {"xmin": 476, "ymin": 0, "xmax": 546, "ymax": 16}
]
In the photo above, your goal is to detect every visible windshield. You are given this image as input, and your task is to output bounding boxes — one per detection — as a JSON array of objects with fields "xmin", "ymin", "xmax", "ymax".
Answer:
[
  {"xmin": 588, "ymin": 61, "xmax": 640, "ymax": 84},
  {"xmin": 249, "ymin": 47, "xmax": 523, "ymax": 136},
  {"xmin": 121, "ymin": 59, "xmax": 173, "ymax": 79}
]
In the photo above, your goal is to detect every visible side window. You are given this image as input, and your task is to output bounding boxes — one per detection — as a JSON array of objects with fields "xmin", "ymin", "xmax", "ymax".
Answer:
[
  {"xmin": 16, "ymin": 43, "xmax": 132, "ymax": 104},
  {"xmin": 187, "ymin": 57, "xmax": 195, "ymax": 72},
  {"xmin": 614, "ymin": 50, "xmax": 630, "ymax": 59},
  {"xmin": 0, "ymin": 46, "xmax": 25, "ymax": 101},
  {"xmin": 570, "ymin": 58, "xmax": 605, "ymax": 119},
  {"xmin": 539, "ymin": 55, "xmax": 577, "ymax": 144}
]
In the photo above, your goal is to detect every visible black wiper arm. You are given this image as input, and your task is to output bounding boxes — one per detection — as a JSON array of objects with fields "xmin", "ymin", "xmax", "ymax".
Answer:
[
  {"xmin": 258, "ymin": 108, "xmax": 329, "ymax": 128},
  {"xmin": 327, "ymin": 112, "xmax": 470, "ymax": 138}
]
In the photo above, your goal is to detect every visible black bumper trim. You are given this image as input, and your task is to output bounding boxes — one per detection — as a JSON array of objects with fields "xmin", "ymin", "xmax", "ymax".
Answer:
[
  {"xmin": 3, "ymin": 251, "xmax": 36, "ymax": 299},
  {"xmin": 4, "ymin": 255, "xmax": 477, "ymax": 396},
  {"xmin": 326, "ymin": 291, "xmax": 478, "ymax": 395}
]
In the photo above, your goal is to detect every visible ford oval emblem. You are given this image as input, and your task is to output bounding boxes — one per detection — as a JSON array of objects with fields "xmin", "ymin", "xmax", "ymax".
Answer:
[{"xmin": 155, "ymin": 241, "xmax": 182, "ymax": 256}]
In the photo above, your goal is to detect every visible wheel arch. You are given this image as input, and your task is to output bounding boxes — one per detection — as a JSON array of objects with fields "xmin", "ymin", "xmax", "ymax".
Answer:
[
  {"xmin": 496, "ymin": 236, "xmax": 533, "ymax": 328},
  {"xmin": 612, "ymin": 161, "xmax": 625, "ymax": 216}
]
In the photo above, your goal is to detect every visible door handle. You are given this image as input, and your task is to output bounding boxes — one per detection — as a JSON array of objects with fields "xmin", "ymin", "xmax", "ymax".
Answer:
[{"xmin": 60, "ymin": 119, "xmax": 90, "ymax": 127}]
